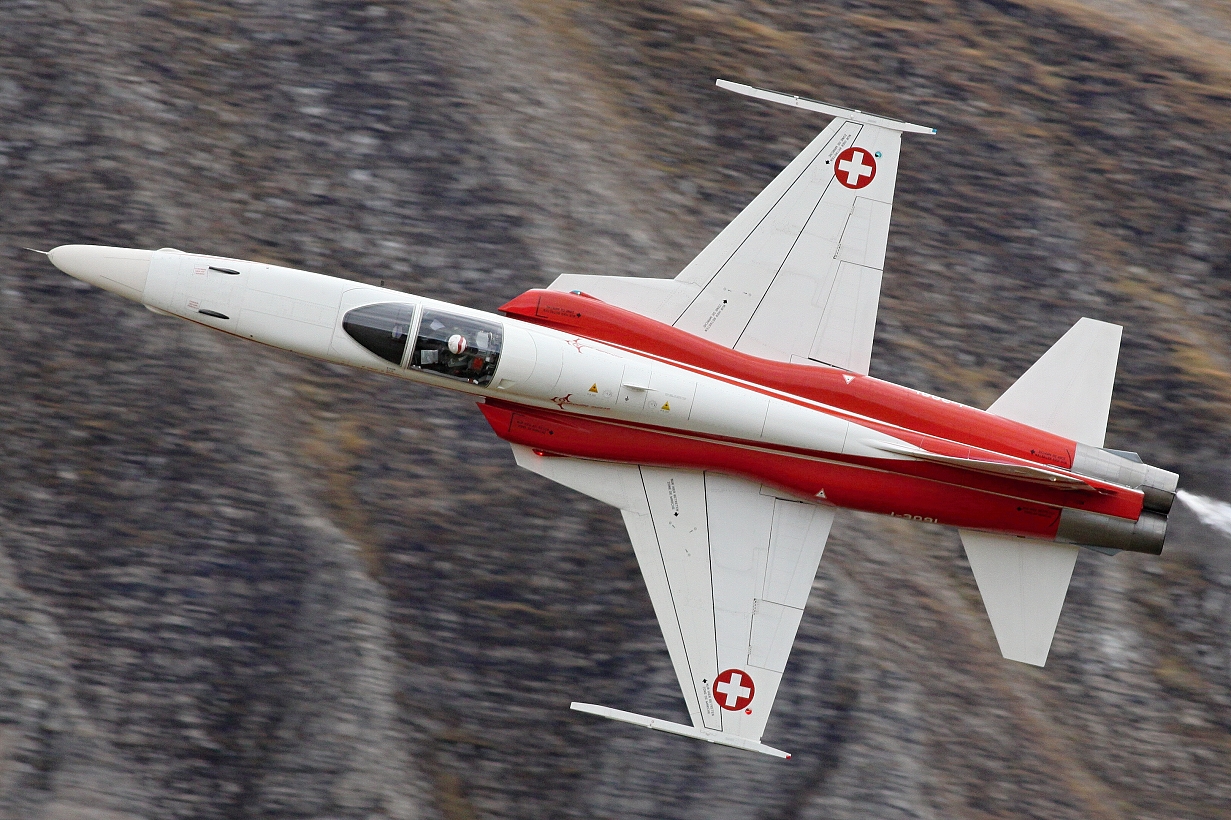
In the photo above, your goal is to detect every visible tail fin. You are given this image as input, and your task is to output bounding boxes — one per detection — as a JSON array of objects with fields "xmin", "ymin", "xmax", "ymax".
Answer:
[
  {"xmin": 958, "ymin": 531, "xmax": 1079, "ymax": 666},
  {"xmin": 988, "ymin": 318, "xmax": 1122, "ymax": 447},
  {"xmin": 961, "ymin": 318, "xmax": 1123, "ymax": 667}
]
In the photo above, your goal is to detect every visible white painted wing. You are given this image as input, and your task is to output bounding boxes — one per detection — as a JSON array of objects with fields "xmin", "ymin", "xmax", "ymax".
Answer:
[
  {"xmin": 669, "ymin": 117, "xmax": 902, "ymax": 374},
  {"xmin": 988, "ymin": 318, "xmax": 1122, "ymax": 447},
  {"xmin": 548, "ymin": 116, "xmax": 905, "ymax": 373},
  {"xmin": 548, "ymin": 83, "xmax": 935, "ymax": 372},
  {"xmin": 959, "ymin": 530, "xmax": 1080, "ymax": 666},
  {"xmin": 511, "ymin": 446, "xmax": 833, "ymax": 742},
  {"xmin": 680, "ymin": 472, "xmax": 835, "ymax": 741}
]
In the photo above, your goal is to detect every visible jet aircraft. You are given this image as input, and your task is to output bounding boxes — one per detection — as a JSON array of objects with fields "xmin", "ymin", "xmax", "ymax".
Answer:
[{"xmin": 39, "ymin": 80, "xmax": 1178, "ymax": 759}]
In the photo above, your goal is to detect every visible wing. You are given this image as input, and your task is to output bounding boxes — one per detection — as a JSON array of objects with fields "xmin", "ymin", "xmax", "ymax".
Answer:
[
  {"xmin": 550, "ymin": 81, "xmax": 933, "ymax": 374},
  {"xmin": 512, "ymin": 445, "xmax": 834, "ymax": 755}
]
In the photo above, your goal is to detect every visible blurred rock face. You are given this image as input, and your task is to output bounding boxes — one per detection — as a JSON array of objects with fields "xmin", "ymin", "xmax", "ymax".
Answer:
[{"xmin": 1, "ymin": 1, "xmax": 1230, "ymax": 818}]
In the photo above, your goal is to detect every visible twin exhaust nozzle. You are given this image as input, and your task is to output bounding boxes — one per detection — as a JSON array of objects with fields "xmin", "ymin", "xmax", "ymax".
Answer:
[
  {"xmin": 1060, "ymin": 444, "xmax": 1179, "ymax": 554},
  {"xmin": 1070, "ymin": 444, "xmax": 1178, "ymax": 515},
  {"xmin": 1056, "ymin": 508, "xmax": 1168, "ymax": 555},
  {"xmin": 1138, "ymin": 465, "xmax": 1180, "ymax": 516}
]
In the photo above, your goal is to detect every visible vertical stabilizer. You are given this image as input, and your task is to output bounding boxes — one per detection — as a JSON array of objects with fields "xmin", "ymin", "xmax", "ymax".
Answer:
[{"xmin": 988, "ymin": 318, "xmax": 1122, "ymax": 447}]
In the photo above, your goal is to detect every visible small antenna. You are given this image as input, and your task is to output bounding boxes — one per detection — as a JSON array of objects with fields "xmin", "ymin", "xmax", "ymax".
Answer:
[{"xmin": 22, "ymin": 247, "xmax": 49, "ymax": 255}]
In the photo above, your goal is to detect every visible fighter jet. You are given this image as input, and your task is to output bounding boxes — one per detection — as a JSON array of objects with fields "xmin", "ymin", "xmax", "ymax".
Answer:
[{"xmin": 39, "ymin": 80, "xmax": 1177, "ymax": 759}]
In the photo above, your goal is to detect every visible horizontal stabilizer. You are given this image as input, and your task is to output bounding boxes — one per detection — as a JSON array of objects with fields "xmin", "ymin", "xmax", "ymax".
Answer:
[
  {"xmin": 959, "ymin": 530, "xmax": 1080, "ymax": 666},
  {"xmin": 570, "ymin": 703, "xmax": 790, "ymax": 759},
  {"xmin": 989, "ymin": 318, "xmax": 1122, "ymax": 447}
]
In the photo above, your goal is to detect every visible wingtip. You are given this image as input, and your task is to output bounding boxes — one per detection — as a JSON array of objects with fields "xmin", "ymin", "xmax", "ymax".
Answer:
[{"xmin": 714, "ymin": 79, "xmax": 935, "ymax": 133}]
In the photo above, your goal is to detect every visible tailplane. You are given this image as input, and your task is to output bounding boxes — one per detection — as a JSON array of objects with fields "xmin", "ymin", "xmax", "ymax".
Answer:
[
  {"xmin": 963, "ymin": 318, "xmax": 1120, "ymax": 666},
  {"xmin": 987, "ymin": 317, "xmax": 1122, "ymax": 447},
  {"xmin": 958, "ymin": 530, "xmax": 1079, "ymax": 666}
]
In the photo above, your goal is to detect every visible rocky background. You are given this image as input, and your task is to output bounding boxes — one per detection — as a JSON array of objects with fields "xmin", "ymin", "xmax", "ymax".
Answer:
[{"xmin": 2, "ymin": 1, "xmax": 1230, "ymax": 817}]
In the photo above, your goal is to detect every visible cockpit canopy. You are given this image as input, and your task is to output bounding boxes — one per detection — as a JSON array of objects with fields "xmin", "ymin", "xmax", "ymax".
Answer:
[
  {"xmin": 341, "ymin": 302, "xmax": 504, "ymax": 387},
  {"xmin": 342, "ymin": 302, "xmax": 415, "ymax": 365},
  {"xmin": 410, "ymin": 308, "xmax": 503, "ymax": 387}
]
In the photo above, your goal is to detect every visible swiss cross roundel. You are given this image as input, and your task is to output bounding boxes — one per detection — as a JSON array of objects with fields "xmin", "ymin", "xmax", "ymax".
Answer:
[
  {"xmin": 712, "ymin": 668, "xmax": 755, "ymax": 711},
  {"xmin": 834, "ymin": 146, "xmax": 877, "ymax": 189}
]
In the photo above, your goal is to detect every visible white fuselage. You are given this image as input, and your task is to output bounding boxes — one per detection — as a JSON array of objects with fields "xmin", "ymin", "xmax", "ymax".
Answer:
[{"xmin": 57, "ymin": 245, "xmax": 909, "ymax": 469}]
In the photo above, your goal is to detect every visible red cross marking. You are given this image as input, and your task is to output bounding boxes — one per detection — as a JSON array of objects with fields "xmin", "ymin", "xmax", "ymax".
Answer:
[
  {"xmin": 834, "ymin": 146, "xmax": 876, "ymax": 189},
  {"xmin": 713, "ymin": 668, "xmax": 755, "ymax": 711}
]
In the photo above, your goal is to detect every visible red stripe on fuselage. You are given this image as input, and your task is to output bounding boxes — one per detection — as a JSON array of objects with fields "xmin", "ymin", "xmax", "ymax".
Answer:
[
  {"xmin": 500, "ymin": 289, "xmax": 1079, "ymax": 469},
  {"xmin": 479, "ymin": 400, "xmax": 1141, "ymax": 536}
]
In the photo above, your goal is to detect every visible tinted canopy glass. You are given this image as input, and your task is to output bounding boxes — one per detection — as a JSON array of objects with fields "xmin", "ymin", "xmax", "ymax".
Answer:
[
  {"xmin": 411, "ymin": 308, "xmax": 503, "ymax": 387},
  {"xmin": 342, "ymin": 302, "xmax": 416, "ymax": 365}
]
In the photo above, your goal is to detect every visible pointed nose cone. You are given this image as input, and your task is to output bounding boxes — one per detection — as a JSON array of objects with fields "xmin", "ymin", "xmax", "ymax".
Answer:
[{"xmin": 48, "ymin": 244, "xmax": 152, "ymax": 303}]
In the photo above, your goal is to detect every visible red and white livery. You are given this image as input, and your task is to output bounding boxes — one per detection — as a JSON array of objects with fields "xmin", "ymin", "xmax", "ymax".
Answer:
[{"xmin": 41, "ymin": 80, "xmax": 1178, "ymax": 760}]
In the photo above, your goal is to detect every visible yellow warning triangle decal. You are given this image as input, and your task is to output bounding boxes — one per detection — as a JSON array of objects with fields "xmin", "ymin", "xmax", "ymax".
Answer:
[
  {"xmin": 588, "ymin": 383, "xmax": 598, "ymax": 393},
  {"xmin": 661, "ymin": 401, "xmax": 670, "ymax": 411}
]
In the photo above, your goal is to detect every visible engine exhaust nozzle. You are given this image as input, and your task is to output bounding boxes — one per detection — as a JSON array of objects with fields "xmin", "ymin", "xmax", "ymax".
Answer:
[
  {"xmin": 1071, "ymin": 444, "xmax": 1178, "ymax": 515},
  {"xmin": 1056, "ymin": 508, "xmax": 1168, "ymax": 555}
]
